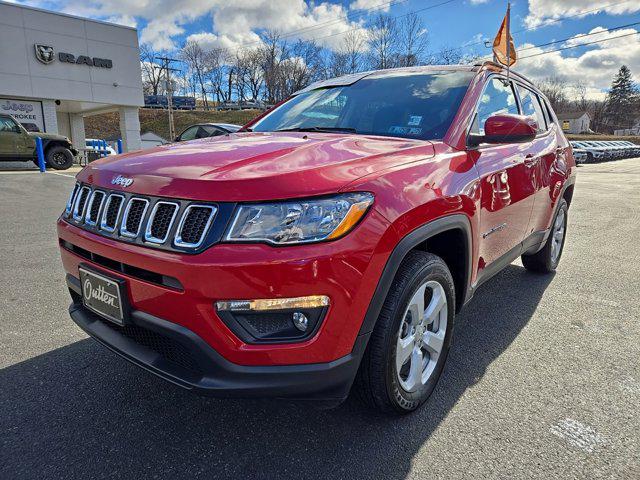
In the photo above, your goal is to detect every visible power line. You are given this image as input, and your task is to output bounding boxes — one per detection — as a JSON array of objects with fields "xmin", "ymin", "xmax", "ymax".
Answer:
[
  {"xmin": 228, "ymin": 0, "xmax": 458, "ymax": 53},
  {"xmin": 518, "ymin": 20, "xmax": 640, "ymax": 52},
  {"xmin": 225, "ymin": 0, "xmax": 411, "ymax": 52},
  {"xmin": 518, "ymin": 30, "xmax": 640, "ymax": 60},
  {"xmin": 463, "ymin": 0, "xmax": 636, "ymax": 50}
]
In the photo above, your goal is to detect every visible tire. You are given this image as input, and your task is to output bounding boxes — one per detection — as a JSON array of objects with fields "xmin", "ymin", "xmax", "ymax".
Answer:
[
  {"xmin": 45, "ymin": 145, "xmax": 74, "ymax": 170},
  {"xmin": 586, "ymin": 153, "xmax": 594, "ymax": 164},
  {"xmin": 522, "ymin": 199, "xmax": 568, "ymax": 273},
  {"xmin": 355, "ymin": 251, "xmax": 455, "ymax": 414}
]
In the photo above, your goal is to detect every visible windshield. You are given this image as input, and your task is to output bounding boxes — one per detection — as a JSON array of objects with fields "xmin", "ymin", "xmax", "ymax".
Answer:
[{"xmin": 251, "ymin": 70, "xmax": 474, "ymax": 140}]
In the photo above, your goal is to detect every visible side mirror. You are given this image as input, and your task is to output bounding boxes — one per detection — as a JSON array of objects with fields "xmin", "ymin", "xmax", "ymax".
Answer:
[
  {"xmin": 174, "ymin": 136, "xmax": 180, "ymax": 142},
  {"xmin": 468, "ymin": 114, "xmax": 537, "ymax": 147}
]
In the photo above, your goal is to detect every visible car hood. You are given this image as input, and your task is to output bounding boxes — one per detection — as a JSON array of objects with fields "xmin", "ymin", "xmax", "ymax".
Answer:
[
  {"xmin": 28, "ymin": 132, "xmax": 70, "ymax": 142},
  {"xmin": 78, "ymin": 132, "xmax": 434, "ymax": 202}
]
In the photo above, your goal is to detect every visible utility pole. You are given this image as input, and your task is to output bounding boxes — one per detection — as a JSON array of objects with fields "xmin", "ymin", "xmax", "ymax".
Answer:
[{"xmin": 157, "ymin": 56, "xmax": 180, "ymax": 141}]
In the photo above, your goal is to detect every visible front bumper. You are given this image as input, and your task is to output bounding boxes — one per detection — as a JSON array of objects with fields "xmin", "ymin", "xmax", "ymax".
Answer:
[
  {"xmin": 57, "ymin": 207, "xmax": 391, "ymax": 366},
  {"xmin": 68, "ymin": 275, "xmax": 369, "ymax": 402}
]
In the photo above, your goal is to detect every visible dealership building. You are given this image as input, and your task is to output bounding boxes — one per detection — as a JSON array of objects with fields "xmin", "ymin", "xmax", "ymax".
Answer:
[{"xmin": 0, "ymin": 1, "xmax": 143, "ymax": 152}]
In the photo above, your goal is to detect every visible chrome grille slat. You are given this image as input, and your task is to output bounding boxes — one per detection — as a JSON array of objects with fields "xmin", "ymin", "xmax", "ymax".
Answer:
[
  {"xmin": 65, "ymin": 183, "xmax": 80, "ymax": 217},
  {"xmin": 72, "ymin": 186, "xmax": 91, "ymax": 222},
  {"xmin": 120, "ymin": 198, "xmax": 149, "ymax": 238},
  {"xmin": 175, "ymin": 205, "xmax": 217, "ymax": 248},
  {"xmin": 85, "ymin": 191, "xmax": 106, "ymax": 226},
  {"xmin": 144, "ymin": 201, "xmax": 179, "ymax": 244},
  {"xmin": 100, "ymin": 194, "xmax": 125, "ymax": 232}
]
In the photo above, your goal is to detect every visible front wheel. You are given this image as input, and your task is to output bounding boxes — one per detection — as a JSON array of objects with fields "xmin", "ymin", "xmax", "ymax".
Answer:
[
  {"xmin": 522, "ymin": 198, "xmax": 568, "ymax": 273},
  {"xmin": 45, "ymin": 146, "xmax": 74, "ymax": 170},
  {"xmin": 355, "ymin": 251, "xmax": 455, "ymax": 414}
]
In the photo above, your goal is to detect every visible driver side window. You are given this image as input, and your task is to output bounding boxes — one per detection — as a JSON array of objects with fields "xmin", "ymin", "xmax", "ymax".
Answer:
[
  {"xmin": 471, "ymin": 78, "xmax": 519, "ymax": 135},
  {"xmin": 0, "ymin": 117, "xmax": 20, "ymax": 133}
]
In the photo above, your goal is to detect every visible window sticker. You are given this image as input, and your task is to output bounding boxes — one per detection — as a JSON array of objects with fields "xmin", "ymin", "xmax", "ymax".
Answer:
[
  {"xmin": 389, "ymin": 126, "xmax": 423, "ymax": 136},
  {"xmin": 408, "ymin": 115, "xmax": 423, "ymax": 126}
]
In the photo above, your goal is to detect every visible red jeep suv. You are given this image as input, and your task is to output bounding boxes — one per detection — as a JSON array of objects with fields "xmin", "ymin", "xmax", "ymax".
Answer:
[{"xmin": 58, "ymin": 63, "xmax": 576, "ymax": 414}]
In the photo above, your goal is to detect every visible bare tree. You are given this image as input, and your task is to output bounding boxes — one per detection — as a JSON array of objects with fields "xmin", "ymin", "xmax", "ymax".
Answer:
[
  {"xmin": 180, "ymin": 41, "xmax": 210, "ymax": 109},
  {"xmin": 260, "ymin": 31, "xmax": 286, "ymax": 104},
  {"xmin": 538, "ymin": 77, "xmax": 568, "ymax": 113},
  {"xmin": 367, "ymin": 14, "xmax": 399, "ymax": 70},
  {"xmin": 433, "ymin": 46, "xmax": 463, "ymax": 65},
  {"xmin": 341, "ymin": 30, "xmax": 366, "ymax": 74},
  {"xmin": 140, "ymin": 44, "xmax": 164, "ymax": 95},
  {"xmin": 398, "ymin": 13, "xmax": 428, "ymax": 67}
]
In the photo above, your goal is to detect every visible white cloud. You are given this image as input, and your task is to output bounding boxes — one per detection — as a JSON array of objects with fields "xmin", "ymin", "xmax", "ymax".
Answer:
[
  {"xmin": 525, "ymin": 0, "xmax": 640, "ymax": 28},
  {"xmin": 515, "ymin": 26, "xmax": 640, "ymax": 99},
  {"xmin": 22, "ymin": 0, "xmax": 368, "ymax": 52},
  {"xmin": 350, "ymin": 0, "xmax": 391, "ymax": 12},
  {"xmin": 469, "ymin": 0, "xmax": 489, "ymax": 4}
]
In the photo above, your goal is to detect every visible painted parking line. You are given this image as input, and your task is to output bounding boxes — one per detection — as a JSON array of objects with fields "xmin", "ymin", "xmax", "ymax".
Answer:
[{"xmin": 550, "ymin": 418, "xmax": 607, "ymax": 453}]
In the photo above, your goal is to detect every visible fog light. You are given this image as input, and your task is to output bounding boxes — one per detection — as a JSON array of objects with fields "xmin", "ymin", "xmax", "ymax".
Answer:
[
  {"xmin": 216, "ymin": 295, "xmax": 329, "ymax": 312},
  {"xmin": 292, "ymin": 312, "xmax": 308, "ymax": 332},
  {"xmin": 215, "ymin": 296, "xmax": 329, "ymax": 343}
]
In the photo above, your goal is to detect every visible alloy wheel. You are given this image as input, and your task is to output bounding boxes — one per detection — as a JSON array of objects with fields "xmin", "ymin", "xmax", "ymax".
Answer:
[
  {"xmin": 395, "ymin": 280, "xmax": 448, "ymax": 393},
  {"xmin": 550, "ymin": 208, "xmax": 566, "ymax": 264}
]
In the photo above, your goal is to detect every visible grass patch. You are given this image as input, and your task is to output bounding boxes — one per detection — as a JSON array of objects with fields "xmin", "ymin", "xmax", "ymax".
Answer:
[{"xmin": 85, "ymin": 108, "xmax": 261, "ymax": 141}]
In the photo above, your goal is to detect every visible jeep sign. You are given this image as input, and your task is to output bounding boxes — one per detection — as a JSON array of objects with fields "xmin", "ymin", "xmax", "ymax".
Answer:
[{"xmin": 0, "ymin": 99, "xmax": 45, "ymax": 132}]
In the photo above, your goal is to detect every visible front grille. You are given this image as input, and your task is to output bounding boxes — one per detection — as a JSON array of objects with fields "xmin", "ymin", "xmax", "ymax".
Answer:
[
  {"xmin": 98, "ymin": 318, "xmax": 202, "ymax": 376},
  {"xmin": 86, "ymin": 191, "xmax": 105, "ymax": 225},
  {"xmin": 63, "ymin": 183, "xmax": 221, "ymax": 252},
  {"xmin": 175, "ymin": 205, "xmax": 216, "ymax": 247},
  {"xmin": 121, "ymin": 199, "xmax": 148, "ymax": 237}
]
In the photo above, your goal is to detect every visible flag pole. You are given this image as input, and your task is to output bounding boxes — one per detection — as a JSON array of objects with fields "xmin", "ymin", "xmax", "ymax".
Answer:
[{"xmin": 506, "ymin": 2, "xmax": 511, "ymax": 81}]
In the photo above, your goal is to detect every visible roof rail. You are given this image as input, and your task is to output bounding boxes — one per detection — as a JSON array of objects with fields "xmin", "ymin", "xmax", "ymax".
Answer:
[{"xmin": 474, "ymin": 60, "xmax": 535, "ymax": 86}]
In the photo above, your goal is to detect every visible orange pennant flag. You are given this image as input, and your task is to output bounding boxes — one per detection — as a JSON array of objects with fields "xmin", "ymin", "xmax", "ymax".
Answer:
[{"xmin": 493, "ymin": 3, "xmax": 516, "ymax": 67}]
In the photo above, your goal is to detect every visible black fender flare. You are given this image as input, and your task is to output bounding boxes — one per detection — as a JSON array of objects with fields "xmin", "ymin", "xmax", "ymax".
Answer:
[{"xmin": 357, "ymin": 214, "xmax": 473, "ymax": 336}]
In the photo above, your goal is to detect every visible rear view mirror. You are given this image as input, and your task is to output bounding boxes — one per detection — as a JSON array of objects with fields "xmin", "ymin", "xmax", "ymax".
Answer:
[{"xmin": 468, "ymin": 114, "xmax": 537, "ymax": 147}]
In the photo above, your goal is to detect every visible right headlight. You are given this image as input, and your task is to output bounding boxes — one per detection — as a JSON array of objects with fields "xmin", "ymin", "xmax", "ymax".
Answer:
[{"xmin": 224, "ymin": 192, "xmax": 374, "ymax": 245}]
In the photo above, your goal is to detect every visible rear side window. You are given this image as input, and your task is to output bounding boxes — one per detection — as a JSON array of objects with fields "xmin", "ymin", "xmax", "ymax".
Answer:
[
  {"xmin": 471, "ymin": 78, "xmax": 519, "ymax": 135},
  {"xmin": 179, "ymin": 126, "xmax": 198, "ymax": 141},
  {"xmin": 517, "ymin": 85, "xmax": 547, "ymax": 132}
]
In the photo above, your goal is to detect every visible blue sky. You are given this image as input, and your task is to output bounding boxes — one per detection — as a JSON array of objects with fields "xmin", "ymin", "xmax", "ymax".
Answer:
[{"xmin": 11, "ymin": 0, "xmax": 640, "ymax": 97}]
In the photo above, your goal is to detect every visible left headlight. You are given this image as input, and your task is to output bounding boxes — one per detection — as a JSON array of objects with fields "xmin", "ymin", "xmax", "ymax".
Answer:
[{"xmin": 224, "ymin": 192, "xmax": 374, "ymax": 245}]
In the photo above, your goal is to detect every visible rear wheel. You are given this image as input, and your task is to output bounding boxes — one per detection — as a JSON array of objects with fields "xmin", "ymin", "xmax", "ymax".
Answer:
[
  {"xmin": 355, "ymin": 251, "xmax": 455, "ymax": 414},
  {"xmin": 522, "ymin": 199, "xmax": 568, "ymax": 273}
]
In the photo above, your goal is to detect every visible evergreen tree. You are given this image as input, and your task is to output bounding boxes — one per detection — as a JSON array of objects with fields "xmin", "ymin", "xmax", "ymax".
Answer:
[{"xmin": 605, "ymin": 65, "xmax": 639, "ymax": 130}]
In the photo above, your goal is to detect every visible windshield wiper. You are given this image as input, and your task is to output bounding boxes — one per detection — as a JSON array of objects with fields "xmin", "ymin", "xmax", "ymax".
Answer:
[{"xmin": 274, "ymin": 126, "xmax": 358, "ymax": 134}]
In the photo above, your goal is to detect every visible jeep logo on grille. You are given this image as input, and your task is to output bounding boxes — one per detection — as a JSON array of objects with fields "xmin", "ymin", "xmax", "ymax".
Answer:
[{"xmin": 111, "ymin": 175, "xmax": 133, "ymax": 188}]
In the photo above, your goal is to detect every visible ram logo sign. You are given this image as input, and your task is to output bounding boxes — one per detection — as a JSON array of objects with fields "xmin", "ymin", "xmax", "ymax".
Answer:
[{"xmin": 34, "ymin": 44, "xmax": 55, "ymax": 64}]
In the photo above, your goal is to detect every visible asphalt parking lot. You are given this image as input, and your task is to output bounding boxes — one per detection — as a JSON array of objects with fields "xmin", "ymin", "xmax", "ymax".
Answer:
[{"xmin": 1, "ymin": 159, "xmax": 639, "ymax": 479}]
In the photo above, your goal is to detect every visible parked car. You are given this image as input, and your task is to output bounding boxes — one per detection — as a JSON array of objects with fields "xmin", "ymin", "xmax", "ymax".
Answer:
[
  {"xmin": 58, "ymin": 62, "xmax": 576, "ymax": 414},
  {"xmin": 144, "ymin": 95, "xmax": 196, "ymax": 110},
  {"xmin": 570, "ymin": 141, "xmax": 606, "ymax": 163},
  {"xmin": 0, "ymin": 113, "xmax": 77, "ymax": 169},
  {"xmin": 571, "ymin": 147, "xmax": 588, "ymax": 164},
  {"xmin": 174, "ymin": 123, "xmax": 241, "ymax": 142}
]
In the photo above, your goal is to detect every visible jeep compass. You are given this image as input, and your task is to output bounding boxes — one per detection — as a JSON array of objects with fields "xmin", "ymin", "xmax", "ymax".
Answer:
[{"xmin": 58, "ymin": 63, "xmax": 576, "ymax": 414}]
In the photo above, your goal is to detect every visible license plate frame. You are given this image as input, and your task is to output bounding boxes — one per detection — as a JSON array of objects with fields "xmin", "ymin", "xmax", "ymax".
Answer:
[{"xmin": 79, "ymin": 265, "xmax": 129, "ymax": 326}]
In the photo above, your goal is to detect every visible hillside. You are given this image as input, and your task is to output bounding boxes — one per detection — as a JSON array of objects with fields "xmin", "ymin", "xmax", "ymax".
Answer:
[
  {"xmin": 85, "ymin": 108, "xmax": 261, "ymax": 141},
  {"xmin": 84, "ymin": 109, "xmax": 640, "ymax": 145}
]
